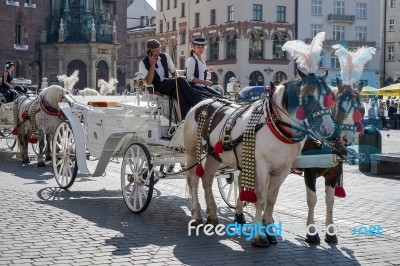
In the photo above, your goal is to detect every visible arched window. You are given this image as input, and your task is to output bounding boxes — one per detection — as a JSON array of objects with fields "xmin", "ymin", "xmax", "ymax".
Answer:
[
  {"xmin": 67, "ymin": 59, "xmax": 87, "ymax": 90},
  {"xmin": 249, "ymin": 33, "xmax": 263, "ymax": 59},
  {"xmin": 208, "ymin": 36, "xmax": 219, "ymax": 60},
  {"xmin": 226, "ymin": 34, "xmax": 237, "ymax": 60},
  {"xmin": 272, "ymin": 33, "xmax": 289, "ymax": 59},
  {"xmin": 273, "ymin": 71, "xmax": 287, "ymax": 85},
  {"xmin": 249, "ymin": 71, "xmax": 264, "ymax": 86},
  {"xmin": 224, "ymin": 71, "xmax": 236, "ymax": 92},
  {"xmin": 211, "ymin": 72, "xmax": 218, "ymax": 85},
  {"xmin": 97, "ymin": 60, "xmax": 109, "ymax": 82}
]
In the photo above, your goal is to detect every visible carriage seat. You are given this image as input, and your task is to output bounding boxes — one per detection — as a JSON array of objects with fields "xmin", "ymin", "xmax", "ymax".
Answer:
[{"xmin": 87, "ymin": 101, "xmax": 120, "ymax": 107}]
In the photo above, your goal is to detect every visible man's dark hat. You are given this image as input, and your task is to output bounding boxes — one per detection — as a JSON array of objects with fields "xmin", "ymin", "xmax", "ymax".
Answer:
[
  {"xmin": 146, "ymin": 39, "xmax": 161, "ymax": 49},
  {"xmin": 192, "ymin": 37, "xmax": 207, "ymax": 46}
]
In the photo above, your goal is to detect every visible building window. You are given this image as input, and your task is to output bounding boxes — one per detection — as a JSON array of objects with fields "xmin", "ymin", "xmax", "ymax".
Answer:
[
  {"xmin": 210, "ymin": 9, "xmax": 216, "ymax": 25},
  {"xmin": 180, "ymin": 31, "xmax": 186, "ymax": 44},
  {"xmin": 277, "ymin": 6, "xmax": 286, "ymax": 22},
  {"xmin": 226, "ymin": 34, "xmax": 237, "ymax": 59},
  {"xmin": 273, "ymin": 71, "xmax": 287, "ymax": 85},
  {"xmin": 227, "ymin": 5, "xmax": 234, "ymax": 22},
  {"xmin": 310, "ymin": 24, "xmax": 323, "ymax": 38},
  {"xmin": 356, "ymin": 26, "xmax": 367, "ymax": 42},
  {"xmin": 174, "ymin": 0, "xmax": 177, "ymax": 8},
  {"xmin": 331, "ymin": 52, "xmax": 340, "ymax": 68},
  {"xmin": 195, "ymin": 12, "xmax": 200, "ymax": 27},
  {"xmin": 159, "ymin": 19, "xmax": 163, "ymax": 33},
  {"xmin": 387, "ymin": 45, "xmax": 395, "ymax": 61},
  {"xmin": 15, "ymin": 21, "xmax": 22, "ymax": 45},
  {"xmin": 390, "ymin": 0, "xmax": 396, "ymax": 8},
  {"xmin": 333, "ymin": 25, "xmax": 345, "ymax": 40},
  {"xmin": 319, "ymin": 52, "xmax": 324, "ymax": 68},
  {"xmin": 389, "ymin": 19, "xmax": 395, "ymax": 31},
  {"xmin": 160, "ymin": 0, "xmax": 163, "ymax": 11},
  {"xmin": 249, "ymin": 33, "xmax": 263, "ymax": 59},
  {"xmin": 172, "ymin": 17, "xmax": 176, "ymax": 31},
  {"xmin": 334, "ymin": 1, "xmax": 345, "ymax": 15},
  {"xmin": 356, "ymin": 3, "xmax": 367, "ymax": 19},
  {"xmin": 208, "ymin": 36, "xmax": 219, "ymax": 60},
  {"xmin": 181, "ymin": 2, "xmax": 185, "ymax": 17},
  {"xmin": 167, "ymin": 0, "xmax": 170, "ymax": 9},
  {"xmin": 311, "ymin": 0, "xmax": 322, "ymax": 15},
  {"xmin": 272, "ymin": 33, "xmax": 288, "ymax": 59},
  {"xmin": 253, "ymin": 4, "xmax": 262, "ymax": 21},
  {"xmin": 249, "ymin": 71, "xmax": 264, "ymax": 86}
]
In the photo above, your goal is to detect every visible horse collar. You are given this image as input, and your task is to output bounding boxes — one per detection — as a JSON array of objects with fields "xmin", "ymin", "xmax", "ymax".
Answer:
[{"xmin": 40, "ymin": 97, "xmax": 59, "ymax": 116}]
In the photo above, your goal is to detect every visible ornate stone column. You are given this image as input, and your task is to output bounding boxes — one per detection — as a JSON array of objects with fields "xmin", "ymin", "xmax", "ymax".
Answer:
[{"xmin": 90, "ymin": 54, "xmax": 97, "ymax": 89}]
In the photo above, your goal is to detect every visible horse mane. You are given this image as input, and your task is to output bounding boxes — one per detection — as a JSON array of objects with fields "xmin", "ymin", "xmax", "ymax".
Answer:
[
  {"xmin": 40, "ymin": 85, "xmax": 64, "ymax": 109},
  {"xmin": 57, "ymin": 70, "xmax": 79, "ymax": 92},
  {"xmin": 281, "ymin": 79, "xmax": 302, "ymax": 112},
  {"xmin": 98, "ymin": 77, "xmax": 118, "ymax": 95}
]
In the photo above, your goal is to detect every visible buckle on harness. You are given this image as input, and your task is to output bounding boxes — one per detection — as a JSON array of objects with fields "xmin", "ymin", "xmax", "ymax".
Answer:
[{"xmin": 223, "ymin": 135, "xmax": 231, "ymax": 143}]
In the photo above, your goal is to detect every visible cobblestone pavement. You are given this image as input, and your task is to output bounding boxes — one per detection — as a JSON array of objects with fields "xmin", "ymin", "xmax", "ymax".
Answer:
[{"xmin": 0, "ymin": 128, "xmax": 399, "ymax": 265}]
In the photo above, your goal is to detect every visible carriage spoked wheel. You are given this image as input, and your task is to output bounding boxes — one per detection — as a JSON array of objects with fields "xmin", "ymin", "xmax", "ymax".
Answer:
[
  {"xmin": 121, "ymin": 143, "xmax": 154, "ymax": 214},
  {"xmin": 52, "ymin": 121, "xmax": 78, "ymax": 189},
  {"xmin": 6, "ymin": 137, "xmax": 16, "ymax": 150},
  {"xmin": 217, "ymin": 172, "xmax": 240, "ymax": 209}
]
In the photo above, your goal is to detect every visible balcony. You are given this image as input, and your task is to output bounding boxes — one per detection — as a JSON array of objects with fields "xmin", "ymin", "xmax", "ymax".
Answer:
[{"xmin": 327, "ymin": 14, "xmax": 355, "ymax": 23}]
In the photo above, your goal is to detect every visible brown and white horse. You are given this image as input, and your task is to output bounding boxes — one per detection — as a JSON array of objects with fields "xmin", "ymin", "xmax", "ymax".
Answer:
[
  {"xmin": 301, "ymin": 79, "xmax": 365, "ymax": 244},
  {"xmin": 184, "ymin": 70, "xmax": 336, "ymax": 247},
  {"xmin": 14, "ymin": 85, "xmax": 70, "ymax": 166}
]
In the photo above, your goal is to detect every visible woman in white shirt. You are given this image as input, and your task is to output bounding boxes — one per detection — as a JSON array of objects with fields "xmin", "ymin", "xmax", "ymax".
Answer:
[{"xmin": 186, "ymin": 37, "xmax": 221, "ymax": 97}]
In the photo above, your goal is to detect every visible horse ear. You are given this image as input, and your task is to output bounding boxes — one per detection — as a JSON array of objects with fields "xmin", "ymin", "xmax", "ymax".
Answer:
[
  {"xmin": 296, "ymin": 68, "xmax": 306, "ymax": 78},
  {"xmin": 336, "ymin": 78, "xmax": 345, "ymax": 93},
  {"xmin": 269, "ymin": 81, "xmax": 275, "ymax": 90},
  {"xmin": 356, "ymin": 82, "xmax": 363, "ymax": 93},
  {"xmin": 320, "ymin": 70, "xmax": 328, "ymax": 80}
]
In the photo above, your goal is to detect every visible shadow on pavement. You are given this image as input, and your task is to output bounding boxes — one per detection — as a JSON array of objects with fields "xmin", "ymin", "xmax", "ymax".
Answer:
[{"xmin": 36, "ymin": 186, "xmax": 359, "ymax": 265}]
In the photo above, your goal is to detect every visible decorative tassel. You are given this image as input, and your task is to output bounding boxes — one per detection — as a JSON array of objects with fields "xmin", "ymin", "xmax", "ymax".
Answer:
[
  {"xmin": 11, "ymin": 128, "xmax": 18, "ymax": 135},
  {"xmin": 213, "ymin": 141, "xmax": 223, "ymax": 153},
  {"xmin": 356, "ymin": 122, "xmax": 364, "ymax": 133},
  {"xmin": 295, "ymin": 106, "xmax": 306, "ymax": 120},
  {"xmin": 239, "ymin": 188, "xmax": 257, "ymax": 203},
  {"xmin": 334, "ymin": 185, "xmax": 346, "ymax": 198},
  {"xmin": 195, "ymin": 163, "xmax": 204, "ymax": 177},
  {"xmin": 21, "ymin": 112, "xmax": 28, "ymax": 121},
  {"xmin": 353, "ymin": 109, "xmax": 363, "ymax": 123},
  {"xmin": 323, "ymin": 95, "xmax": 335, "ymax": 108},
  {"xmin": 57, "ymin": 110, "xmax": 64, "ymax": 118},
  {"xmin": 29, "ymin": 135, "xmax": 38, "ymax": 144}
]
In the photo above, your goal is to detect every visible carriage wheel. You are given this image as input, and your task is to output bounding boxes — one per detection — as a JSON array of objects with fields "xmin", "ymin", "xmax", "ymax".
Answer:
[
  {"xmin": 6, "ymin": 137, "xmax": 16, "ymax": 149},
  {"xmin": 52, "ymin": 121, "xmax": 78, "ymax": 189},
  {"xmin": 217, "ymin": 172, "xmax": 239, "ymax": 209},
  {"xmin": 121, "ymin": 143, "xmax": 154, "ymax": 214}
]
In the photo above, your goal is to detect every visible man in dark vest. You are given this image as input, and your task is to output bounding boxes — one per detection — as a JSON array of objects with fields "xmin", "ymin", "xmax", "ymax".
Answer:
[{"xmin": 138, "ymin": 39, "xmax": 204, "ymax": 119}]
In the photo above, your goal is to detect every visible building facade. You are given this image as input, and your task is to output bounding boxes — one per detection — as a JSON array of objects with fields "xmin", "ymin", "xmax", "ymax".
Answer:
[
  {"xmin": 385, "ymin": 0, "xmax": 400, "ymax": 85},
  {"xmin": 0, "ymin": 0, "xmax": 129, "ymax": 91},
  {"xmin": 297, "ymin": 0, "xmax": 383, "ymax": 88},
  {"xmin": 155, "ymin": 0, "xmax": 296, "ymax": 90}
]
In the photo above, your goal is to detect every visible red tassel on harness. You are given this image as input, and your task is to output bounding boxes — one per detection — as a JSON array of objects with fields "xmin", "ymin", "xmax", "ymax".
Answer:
[
  {"xmin": 21, "ymin": 112, "xmax": 28, "ymax": 121},
  {"xmin": 11, "ymin": 128, "xmax": 18, "ymax": 135},
  {"xmin": 295, "ymin": 106, "xmax": 306, "ymax": 120},
  {"xmin": 334, "ymin": 185, "xmax": 346, "ymax": 198},
  {"xmin": 57, "ymin": 110, "xmax": 64, "ymax": 118},
  {"xmin": 195, "ymin": 163, "xmax": 204, "ymax": 177},
  {"xmin": 353, "ymin": 109, "xmax": 363, "ymax": 123},
  {"xmin": 356, "ymin": 122, "xmax": 364, "ymax": 133},
  {"xmin": 323, "ymin": 95, "xmax": 335, "ymax": 108},
  {"xmin": 213, "ymin": 141, "xmax": 223, "ymax": 153},
  {"xmin": 239, "ymin": 188, "xmax": 257, "ymax": 203},
  {"xmin": 29, "ymin": 135, "xmax": 38, "ymax": 144}
]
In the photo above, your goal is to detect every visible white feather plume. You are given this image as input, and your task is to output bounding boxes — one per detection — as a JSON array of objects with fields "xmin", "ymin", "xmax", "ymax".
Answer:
[
  {"xmin": 98, "ymin": 77, "xmax": 118, "ymax": 95},
  {"xmin": 57, "ymin": 70, "xmax": 79, "ymax": 91},
  {"xmin": 282, "ymin": 32, "xmax": 325, "ymax": 73},
  {"xmin": 332, "ymin": 44, "xmax": 376, "ymax": 84}
]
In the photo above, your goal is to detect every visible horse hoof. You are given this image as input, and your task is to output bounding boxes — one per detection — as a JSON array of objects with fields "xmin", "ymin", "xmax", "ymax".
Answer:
[
  {"xmin": 267, "ymin": 235, "xmax": 278, "ymax": 245},
  {"xmin": 22, "ymin": 159, "xmax": 30, "ymax": 164},
  {"xmin": 325, "ymin": 234, "xmax": 338, "ymax": 244},
  {"xmin": 305, "ymin": 233, "xmax": 321, "ymax": 244},
  {"xmin": 206, "ymin": 217, "xmax": 219, "ymax": 226},
  {"xmin": 251, "ymin": 237, "xmax": 269, "ymax": 248},
  {"xmin": 192, "ymin": 219, "xmax": 203, "ymax": 226},
  {"xmin": 45, "ymin": 156, "xmax": 52, "ymax": 161},
  {"xmin": 234, "ymin": 213, "xmax": 246, "ymax": 224},
  {"xmin": 37, "ymin": 162, "xmax": 46, "ymax": 167}
]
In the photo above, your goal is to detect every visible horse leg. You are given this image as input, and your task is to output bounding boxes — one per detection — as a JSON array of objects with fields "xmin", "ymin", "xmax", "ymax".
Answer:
[
  {"xmin": 324, "ymin": 184, "xmax": 337, "ymax": 243},
  {"xmin": 201, "ymin": 156, "xmax": 221, "ymax": 226},
  {"xmin": 234, "ymin": 173, "xmax": 246, "ymax": 224},
  {"xmin": 304, "ymin": 169, "xmax": 320, "ymax": 244},
  {"xmin": 37, "ymin": 131, "xmax": 46, "ymax": 167},
  {"xmin": 18, "ymin": 131, "xmax": 29, "ymax": 164},
  {"xmin": 186, "ymin": 150, "xmax": 203, "ymax": 226},
  {"xmin": 262, "ymin": 170, "xmax": 289, "ymax": 245},
  {"xmin": 45, "ymin": 133, "xmax": 52, "ymax": 161},
  {"xmin": 251, "ymin": 167, "xmax": 269, "ymax": 248}
]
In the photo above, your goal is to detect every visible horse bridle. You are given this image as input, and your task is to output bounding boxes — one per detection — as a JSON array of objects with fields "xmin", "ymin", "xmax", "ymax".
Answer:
[{"xmin": 332, "ymin": 88, "xmax": 362, "ymax": 135}]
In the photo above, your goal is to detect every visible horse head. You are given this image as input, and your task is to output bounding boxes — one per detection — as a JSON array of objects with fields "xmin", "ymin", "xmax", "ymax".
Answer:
[
  {"xmin": 295, "ymin": 68, "xmax": 336, "ymax": 138},
  {"xmin": 331, "ymin": 78, "xmax": 364, "ymax": 145},
  {"xmin": 39, "ymin": 85, "xmax": 70, "ymax": 110}
]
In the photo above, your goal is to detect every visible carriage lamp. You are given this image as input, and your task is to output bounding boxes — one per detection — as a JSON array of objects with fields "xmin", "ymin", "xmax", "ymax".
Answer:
[{"xmin": 217, "ymin": 68, "xmax": 224, "ymax": 75}]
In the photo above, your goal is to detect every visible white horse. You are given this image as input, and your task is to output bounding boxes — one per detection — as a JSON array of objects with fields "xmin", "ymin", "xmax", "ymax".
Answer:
[
  {"xmin": 14, "ymin": 85, "xmax": 70, "ymax": 166},
  {"xmin": 184, "ymin": 69, "xmax": 336, "ymax": 247},
  {"xmin": 76, "ymin": 77, "xmax": 118, "ymax": 96},
  {"xmin": 77, "ymin": 88, "xmax": 101, "ymax": 96}
]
